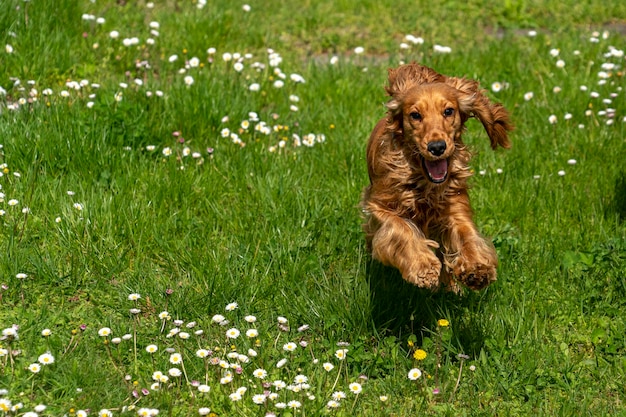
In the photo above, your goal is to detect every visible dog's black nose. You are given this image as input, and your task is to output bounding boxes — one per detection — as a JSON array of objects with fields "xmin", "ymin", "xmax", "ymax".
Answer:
[{"xmin": 427, "ymin": 141, "xmax": 446, "ymax": 157}]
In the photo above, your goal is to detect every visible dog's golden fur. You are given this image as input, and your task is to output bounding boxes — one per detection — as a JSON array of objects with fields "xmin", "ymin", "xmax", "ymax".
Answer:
[{"xmin": 362, "ymin": 63, "xmax": 513, "ymax": 291}]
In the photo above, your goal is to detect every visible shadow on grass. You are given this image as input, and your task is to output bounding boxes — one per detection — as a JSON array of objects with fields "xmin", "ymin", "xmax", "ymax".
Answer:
[
  {"xmin": 613, "ymin": 171, "xmax": 626, "ymax": 222},
  {"xmin": 366, "ymin": 258, "xmax": 491, "ymax": 356}
]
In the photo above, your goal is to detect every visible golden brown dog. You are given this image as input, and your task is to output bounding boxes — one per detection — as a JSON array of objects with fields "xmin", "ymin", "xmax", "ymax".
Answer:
[{"xmin": 362, "ymin": 63, "xmax": 513, "ymax": 291}]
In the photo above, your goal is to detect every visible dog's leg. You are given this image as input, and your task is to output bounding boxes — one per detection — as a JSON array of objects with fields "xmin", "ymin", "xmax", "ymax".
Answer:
[
  {"xmin": 442, "ymin": 194, "xmax": 498, "ymax": 290},
  {"xmin": 365, "ymin": 208, "xmax": 442, "ymax": 289}
]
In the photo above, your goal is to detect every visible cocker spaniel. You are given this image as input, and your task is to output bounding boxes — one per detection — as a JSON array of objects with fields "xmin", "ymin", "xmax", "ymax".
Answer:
[{"xmin": 362, "ymin": 63, "xmax": 513, "ymax": 291}]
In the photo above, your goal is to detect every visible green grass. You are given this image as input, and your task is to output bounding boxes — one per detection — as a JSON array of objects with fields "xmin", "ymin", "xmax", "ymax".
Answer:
[{"xmin": 1, "ymin": 0, "xmax": 626, "ymax": 415}]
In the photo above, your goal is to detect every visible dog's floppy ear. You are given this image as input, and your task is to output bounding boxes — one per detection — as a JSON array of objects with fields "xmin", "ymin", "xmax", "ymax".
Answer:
[{"xmin": 446, "ymin": 77, "xmax": 513, "ymax": 149}]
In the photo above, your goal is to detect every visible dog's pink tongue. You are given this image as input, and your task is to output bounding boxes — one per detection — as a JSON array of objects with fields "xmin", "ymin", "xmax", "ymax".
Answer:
[{"xmin": 425, "ymin": 159, "xmax": 448, "ymax": 181}]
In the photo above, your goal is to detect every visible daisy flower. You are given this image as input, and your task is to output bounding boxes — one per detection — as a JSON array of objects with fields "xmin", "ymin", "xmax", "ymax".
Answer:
[
  {"xmin": 287, "ymin": 400, "xmax": 302, "ymax": 409},
  {"xmin": 38, "ymin": 352, "xmax": 55, "ymax": 365},
  {"xmin": 433, "ymin": 44, "xmax": 452, "ymax": 53},
  {"xmin": 283, "ymin": 342, "xmax": 297, "ymax": 352},
  {"xmin": 128, "ymin": 293, "xmax": 141, "ymax": 301},
  {"xmin": 289, "ymin": 74, "xmax": 305, "ymax": 83},
  {"xmin": 332, "ymin": 391, "xmax": 347, "ymax": 401},
  {"xmin": 252, "ymin": 394, "xmax": 266, "ymax": 404},
  {"xmin": 225, "ymin": 328, "xmax": 240, "ymax": 339},
  {"xmin": 294, "ymin": 374, "xmax": 308, "ymax": 384},
  {"xmin": 196, "ymin": 349, "xmax": 209, "ymax": 358},
  {"xmin": 28, "ymin": 363, "xmax": 41, "ymax": 373},
  {"xmin": 335, "ymin": 349, "xmax": 348, "ymax": 360},
  {"xmin": 229, "ymin": 392, "xmax": 242, "ymax": 402},
  {"xmin": 323, "ymin": 362, "xmax": 334, "ymax": 372},
  {"xmin": 198, "ymin": 384, "xmax": 210, "ymax": 393},
  {"xmin": 169, "ymin": 353, "xmax": 182, "ymax": 364},
  {"xmin": 327, "ymin": 400, "xmax": 340, "ymax": 409},
  {"xmin": 2, "ymin": 327, "xmax": 18, "ymax": 340},
  {"xmin": 198, "ymin": 408, "xmax": 211, "ymax": 416},
  {"xmin": 349, "ymin": 382, "xmax": 363, "ymax": 394},
  {"xmin": 253, "ymin": 368, "xmax": 268, "ymax": 379},
  {"xmin": 408, "ymin": 368, "xmax": 422, "ymax": 380},
  {"xmin": 0, "ymin": 400, "xmax": 12, "ymax": 412},
  {"xmin": 98, "ymin": 327, "xmax": 111, "ymax": 337},
  {"xmin": 211, "ymin": 314, "xmax": 225, "ymax": 323}
]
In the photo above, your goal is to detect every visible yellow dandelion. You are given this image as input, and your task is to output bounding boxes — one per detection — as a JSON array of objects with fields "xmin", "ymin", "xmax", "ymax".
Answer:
[
  {"xmin": 437, "ymin": 319, "xmax": 450, "ymax": 327},
  {"xmin": 413, "ymin": 349, "xmax": 427, "ymax": 360}
]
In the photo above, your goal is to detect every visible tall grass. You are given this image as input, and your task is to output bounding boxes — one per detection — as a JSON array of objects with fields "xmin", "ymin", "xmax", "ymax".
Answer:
[{"xmin": 1, "ymin": 0, "xmax": 625, "ymax": 415}]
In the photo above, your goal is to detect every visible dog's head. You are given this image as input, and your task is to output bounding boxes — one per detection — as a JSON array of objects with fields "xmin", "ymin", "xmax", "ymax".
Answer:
[{"xmin": 384, "ymin": 64, "xmax": 513, "ymax": 184}]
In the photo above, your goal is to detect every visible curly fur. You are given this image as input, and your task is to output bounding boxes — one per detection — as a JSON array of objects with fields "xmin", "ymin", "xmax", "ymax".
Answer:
[{"xmin": 362, "ymin": 63, "xmax": 513, "ymax": 291}]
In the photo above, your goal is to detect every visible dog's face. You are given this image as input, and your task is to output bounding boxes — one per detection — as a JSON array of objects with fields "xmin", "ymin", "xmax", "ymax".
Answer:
[{"xmin": 396, "ymin": 84, "xmax": 465, "ymax": 184}]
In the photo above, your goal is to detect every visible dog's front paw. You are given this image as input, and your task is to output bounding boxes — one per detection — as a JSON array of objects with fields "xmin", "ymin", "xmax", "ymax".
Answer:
[
  {"xmin": 402, "ymin": 253, "xmax": 442, "ymax": 290},
  {"xmin": 452, "ymin": 257, "xmax": 496, "ymax": 290}
]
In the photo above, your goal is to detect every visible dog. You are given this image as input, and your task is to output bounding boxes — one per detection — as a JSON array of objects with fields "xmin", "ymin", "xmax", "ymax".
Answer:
[{"xmin": 361, "ymin": 63, "xmax": 513, "ymax": 291}]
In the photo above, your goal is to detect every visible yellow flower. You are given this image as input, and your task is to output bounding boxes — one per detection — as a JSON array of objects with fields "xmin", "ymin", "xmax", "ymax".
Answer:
[
  {"xmin": 407, "ymin": 340, "xmax": 414, "ymax": 348},
  {"xmin": 437, "ymin": 319, "xmax": 450, "ymax": 327},
  {"xmin": 413, "ymin": 349, "xmax": 427, "ymax": 360}
]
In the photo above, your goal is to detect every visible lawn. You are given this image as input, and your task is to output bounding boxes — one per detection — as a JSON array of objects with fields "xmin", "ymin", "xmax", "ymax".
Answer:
[{"xmin": 1, "ymin": 0, "xmax": 626, "ymax": 416}]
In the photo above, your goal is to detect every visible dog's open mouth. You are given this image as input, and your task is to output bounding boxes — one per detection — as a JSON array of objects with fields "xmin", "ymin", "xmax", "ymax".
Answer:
[{"xmin": 421, "ymin": 156, "xmax": 449, "ymax": 184}]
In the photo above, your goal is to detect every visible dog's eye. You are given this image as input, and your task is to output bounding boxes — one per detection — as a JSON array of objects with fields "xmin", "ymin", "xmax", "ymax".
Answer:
[
  {"xmin": 409, "ymin": 112, "xmax": 422, "ymax": 121},
  {"xmin": 443, "ymin": 107, "xmax": 455, "ymax": 117}
]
